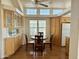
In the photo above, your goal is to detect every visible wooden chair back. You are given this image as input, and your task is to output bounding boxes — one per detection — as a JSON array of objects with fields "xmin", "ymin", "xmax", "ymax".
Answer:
[
  {"xmin": 25, "ymin": 34, "xmax": 28, "ymax": 45},
  {"xmin": 50, "ymin": 34, "xmax": 53, "ymax": 43},
  {"xmin": 35, "ymin": 35, "xmax": 43, "ymax": 46},
  {"xmin": 38, "ymin": 32, "xmax": 43, "ymax": 36}
]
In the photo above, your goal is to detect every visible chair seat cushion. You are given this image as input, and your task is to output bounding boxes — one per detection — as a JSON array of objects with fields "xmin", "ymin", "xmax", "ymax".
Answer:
[
  {"xmin": 28, "ymin": 40, "xmax": 34, "ymax": 43},
  {"xmin": 43, "ymin": 40, "xmax": 50, "ymax": 44}
]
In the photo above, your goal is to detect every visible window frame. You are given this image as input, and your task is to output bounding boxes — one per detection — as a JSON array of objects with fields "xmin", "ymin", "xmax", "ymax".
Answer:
[{"xmin": 25, "ymin": 8, "xmax": 64, "ymax": 16}]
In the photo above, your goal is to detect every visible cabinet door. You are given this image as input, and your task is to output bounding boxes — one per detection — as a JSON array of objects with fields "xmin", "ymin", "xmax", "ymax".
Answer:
[{"xmin": 5, "ymin": 38, "xmax": 15, "ymax": 57}]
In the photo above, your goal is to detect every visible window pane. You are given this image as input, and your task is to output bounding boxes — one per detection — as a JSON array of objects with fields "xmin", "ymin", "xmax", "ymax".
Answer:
[
  {"xmin": 38, "ymin": 20, "xmax": 46, "ymax": 27},
  {"xmin": 29, "ymin": 20, "xmax": 37, "ymax": 27},
  {"xmin": 40, "ymin": 9, "xmax": 50, "ymax": 15},
  {"xmin": 26, "ymin": 9, "xmax": 37, "ymax": 15},
  {"xmin": 29, "ymin": 20, "xmax": 47, "ymax": 38},
  {"xmin": 30, "ymin": 28, "xmax": 37, "ymax": 35},
  {"xmin": 53, "ymin": 9, "xmax": 63, "ymax": 15}
]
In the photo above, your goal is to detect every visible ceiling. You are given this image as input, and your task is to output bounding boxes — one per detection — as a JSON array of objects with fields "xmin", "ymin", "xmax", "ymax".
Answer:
[
  {"xmin": 63, "ymin": 13, "xmax": 71, "ymax": 17},
  {"xmin": 20, "ymin": 0, "xmax": 71, "ymax": 9},
  {"xmin": 12, "ymin": 0, "xmax": 71, "ymax": 16}
]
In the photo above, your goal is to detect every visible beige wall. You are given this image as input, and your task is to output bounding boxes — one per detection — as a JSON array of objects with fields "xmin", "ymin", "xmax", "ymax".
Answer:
[
  {"xmin": 61, "ymin": 17, "xmax": 71, "ymax": 23},
  {"xmin": 1, "ymin": 0, "xmax": 14, "ymax": 7},
  {"xmin": 50, "ymin": 17, "xmax": 61, "ymax": 46}
]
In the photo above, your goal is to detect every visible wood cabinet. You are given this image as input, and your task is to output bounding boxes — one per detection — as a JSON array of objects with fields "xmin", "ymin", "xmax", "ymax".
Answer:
[
  {"xmin": 4, "ymin": 37, "xmax": 15, "ymax": 57},
  {"xmin": 4, "ymin": 34, "xmax": 22, "ymax": 57}
]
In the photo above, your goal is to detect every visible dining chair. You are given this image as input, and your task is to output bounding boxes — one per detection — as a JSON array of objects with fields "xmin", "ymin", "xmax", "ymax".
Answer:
[
  {"xmin": 25, "ymin": 34, "xmax": 34, "ymax": 51},
  {"xmin": 38, "ymin": 32, "xmax": 43, "ymax": 36},
  {"xmin": 25, "ymin": 34, "xmax": 28, "ymax": 50},
  {"xmin": 34, "ymin": 35, "xmax": 45, "ymax": 55},
  {"xmin": 44, "ymin": 34, "xmax": 53, "ymax": 50},
  {"xmin": 49, "ymin": 35, "xmax": 53, "ymax": 50}
]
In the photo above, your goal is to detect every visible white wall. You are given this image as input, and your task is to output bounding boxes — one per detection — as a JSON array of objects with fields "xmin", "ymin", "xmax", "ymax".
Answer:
[
  {"xmin": 78, "ymin": 38, "xmax": 79, "ymax": 59},
  {"xmin": 0, "ymin": 6, "xmax": 1, "ymax": 58},
  {"xmin": 69, "ymin": 0, "xmax": 79, "ymax": 59},
  {"xmin": 0, "ymin": 5, "xmax": 4, "ymax": 58},
  {"xmin": 0, "ymin": 1, "xmax": 1, "ymax": 58}
]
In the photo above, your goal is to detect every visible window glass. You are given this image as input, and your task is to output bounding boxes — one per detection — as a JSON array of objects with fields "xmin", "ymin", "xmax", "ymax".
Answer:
[
  {"xmin": 30, "ymin": 28, "xmax": 37, "ymax": 35},
  {"xmin": 26, "ymin": 9, "xmax": 37, "ymax": 15},
  {"xmin": 26, "ymin": 9, "xmax": 64, "ymax": 16},
  {"xmin": 30, "ymin": 20, "xmax": 37, "ymax": 27},
  {"xmin": 29, "ymin": 20, "xmax": 46, "ymax": 38},
  {"xmin": 53, "ymin": 9, "xmax": 63, "ymax": 15},
  {"xmin": 29, "ymin": 20, "xmax": 37, "ymax": 37},
  {"xmin": 38, "ymin": 20, "xmax": 46, "ymax": 27},
  {"xmin": 40, "ymin": 9, "xmax": 50, "ymax": 15}
]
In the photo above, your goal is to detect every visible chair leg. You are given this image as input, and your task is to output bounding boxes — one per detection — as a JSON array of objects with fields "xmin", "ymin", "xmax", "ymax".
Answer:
[
  {"xmin": 50, "ymin": 44, "xmax": 52, "ymax": 50},
  {"xmin": 40, "ymin": 47, "xmax": 43, "ymax": 56},
  {"xmin": 33, "ymin": 44, "xmax": 34, "ymax": 51},
  {"xmin": 33, "ymin": 45, "xmax": 36, "ymax": 56},
  {"xmin": 41, "ymin": 50, "xmax": 42, "ymax": 56},
  {"xmin": 26, "ymin": 44, "xmax": 28, "ymax": 51},
  {"xmin": 35, "ymin": 47, "xmax": 37, "ymax": 56}
]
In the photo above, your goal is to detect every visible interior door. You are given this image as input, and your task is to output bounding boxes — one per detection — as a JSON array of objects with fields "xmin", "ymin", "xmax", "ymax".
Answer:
[{"xmin": 61, "ymin": 23, "xmax": 70, "ymax": 46}]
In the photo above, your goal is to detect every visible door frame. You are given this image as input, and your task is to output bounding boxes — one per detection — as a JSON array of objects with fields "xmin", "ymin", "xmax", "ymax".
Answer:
[{"xmin": 61, "ymin": 22, "xmax": 70, "ymax": 47}]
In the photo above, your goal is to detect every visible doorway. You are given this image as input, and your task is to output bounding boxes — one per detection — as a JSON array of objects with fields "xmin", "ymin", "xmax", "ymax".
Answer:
[{"xmin": 61, "ymin": 22, "xmax": 70, "ymax": 47}]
